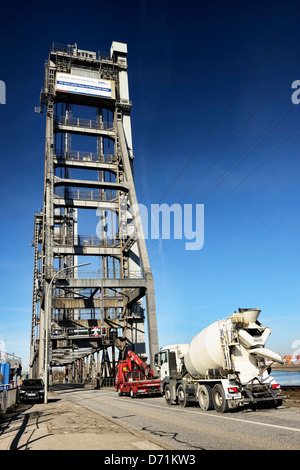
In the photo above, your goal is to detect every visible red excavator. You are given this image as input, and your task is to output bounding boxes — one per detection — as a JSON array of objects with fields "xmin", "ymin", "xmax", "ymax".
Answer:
[{"xmin": 115, "ymin": 350, "xmax": 161, "ymax": 398}]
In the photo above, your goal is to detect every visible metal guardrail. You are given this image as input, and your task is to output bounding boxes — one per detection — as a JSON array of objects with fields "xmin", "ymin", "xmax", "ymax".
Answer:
[
  {"xmin": 51, "ymin": 43, "xmax": 110, "ymax": 61},
  {"xmin": 101, "ymin": 378, "xmax": 115, "ymax": 387},
  {"xmin": 54, "ymin": 234, "xmax": 121, "ymax": 247},
  {"xmin": 55, "ymin": 150, "xmax": 116, "ymax": 164},
  {"xmin": 75, "ymin": 271, "xmax": 142, "ymax": 279},
  {"xmin": 54, "ymin": 116, "xmax": 114, "ymax": 131},
  {"xmin": 51, "ymin": 43, "xmax": 74, "ymax": 54},
  {"xmin": 0, "ymin": 383, "xmax": 13, "ymax": 390},
  {"xmin": 45, "ymin": 268, "xmax": 142, "ymax": 280},
  {"xmin": 54, "ymin": 187, "xmax": 117, "ymax": 201}
]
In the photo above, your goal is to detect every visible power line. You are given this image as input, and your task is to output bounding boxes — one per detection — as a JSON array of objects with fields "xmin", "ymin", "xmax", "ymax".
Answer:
[
  {"xmin": 176, "ymin": 55, "xmax": 300, "ymax": 205},
  {"xmin": 146, "ymin": 57, "xmax": 300, "ymax": 253},
  {"xmin": 152, "ymin": 3, "xmax": 300, "ymax": 206},
  {"xmin": 144, "ymin": 4, "xmax": 300, "ymax": 255},
  {"xmin": 206, "ymin": 123, "xmax": 300, "ymax": 215},
  {"xmin": 148, "ymin": 118, "xmax": 300, "ymax": 260},
  {"xmin": 194, "ymin": 103, "xmax": 293, "ymax": 202},
  {"xmin": 146, "ymin": 1, "xmax": 267, "ymax": 193}
]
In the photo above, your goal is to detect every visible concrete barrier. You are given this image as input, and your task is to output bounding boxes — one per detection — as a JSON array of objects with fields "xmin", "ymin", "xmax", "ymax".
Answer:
[{"xmin": 0, "ymin": 387, "xmax": 18, "ymax": 413}]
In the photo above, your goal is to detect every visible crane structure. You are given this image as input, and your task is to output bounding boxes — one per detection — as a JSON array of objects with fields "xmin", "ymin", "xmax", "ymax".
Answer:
[
  {"xmin": 115, "ymin": 350, "xmax": 161, "ymax": 398},
  {"xmin": 29, "ymin": 42, "xmax": 159, "ymax": 386}
]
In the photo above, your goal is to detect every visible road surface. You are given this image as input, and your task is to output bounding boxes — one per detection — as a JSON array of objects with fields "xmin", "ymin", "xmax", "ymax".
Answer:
[{"xmin": 53, "ymin": 386, "xmax": 300, "ymax": 450}]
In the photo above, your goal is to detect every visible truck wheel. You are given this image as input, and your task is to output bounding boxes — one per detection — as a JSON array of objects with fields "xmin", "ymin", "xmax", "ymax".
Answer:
[
  {"xmin": 272, "ymin": 398, "xmax": 282, "ymax": 408},
  {"xmin": 165, "ymin": 385, "xmax": 173, "ymax": 406},
  {"xmin": 198, "ymin": 384, "xmax": 213, "ymax": 411},
  {"xmin": 177, "ymin": 384, "xmax": 188, "ymax": 407},
  {"xmin": 212, "ymin": 384, "xmax": 229, "ymax": 413},
  {"xmin": 130, "ymin": 388, "xmax": 136, "ymax": 399}
]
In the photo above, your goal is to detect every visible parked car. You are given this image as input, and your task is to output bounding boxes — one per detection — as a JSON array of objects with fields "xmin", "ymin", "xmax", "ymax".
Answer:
[{"xmin": 19, "ymin": 379, "xmax": 45, "ymax": 403}]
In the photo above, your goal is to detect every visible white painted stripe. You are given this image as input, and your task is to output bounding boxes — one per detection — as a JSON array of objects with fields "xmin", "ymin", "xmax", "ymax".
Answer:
[
  {"xmin": 61, "ymin": 391, "xmax": 300, "ymax": 434},
  {"xmin": 108, "ymin": 395, "xmax": 300, "ymax": 434}
]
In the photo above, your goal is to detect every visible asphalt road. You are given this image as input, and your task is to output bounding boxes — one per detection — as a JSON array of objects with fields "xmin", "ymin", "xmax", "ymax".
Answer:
[{"xmin": 53, "ymin": 386, "xmax": 300, "ymax": 450}]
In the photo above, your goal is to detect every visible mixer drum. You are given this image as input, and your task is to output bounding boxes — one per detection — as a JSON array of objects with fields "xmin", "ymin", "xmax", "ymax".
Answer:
[{"xmin": 184, "ymin": 321, "xmax": 224, "ymax": 376}]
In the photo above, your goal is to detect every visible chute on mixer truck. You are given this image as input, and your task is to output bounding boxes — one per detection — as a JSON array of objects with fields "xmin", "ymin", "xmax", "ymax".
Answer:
[{"xmin": 155, "ymin": 308, "xmax": 286, "ymax": 412}]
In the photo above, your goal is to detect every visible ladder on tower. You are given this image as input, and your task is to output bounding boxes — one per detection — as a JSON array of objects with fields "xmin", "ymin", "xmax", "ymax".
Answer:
[
  {"xmin": 30, "ymin": 219, "xmax": 39, "ymax": 346},
  {"xmin": 218, "ymin": 320, "xmax": 232, "ymax": 372},
  {"xmin": 30, "ymin": 216, "xmax": 41, "ymax": 374}
]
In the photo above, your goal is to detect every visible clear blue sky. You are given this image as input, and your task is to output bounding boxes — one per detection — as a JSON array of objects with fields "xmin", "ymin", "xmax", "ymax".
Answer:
[{"xmin": 0, "ymin": 0, "xmax": 300, "ymax": 371}]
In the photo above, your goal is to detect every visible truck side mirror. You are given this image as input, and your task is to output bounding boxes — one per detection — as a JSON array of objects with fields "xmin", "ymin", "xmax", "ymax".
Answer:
[{"xmin": 154, "ymin": 353, "xmax": 160, "ymax": 366}]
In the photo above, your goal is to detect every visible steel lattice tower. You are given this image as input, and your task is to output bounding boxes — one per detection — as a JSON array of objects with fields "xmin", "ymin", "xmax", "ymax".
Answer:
[{"xmin": 30, "ymin": 42, "xmax": 159, "ymax": 385}]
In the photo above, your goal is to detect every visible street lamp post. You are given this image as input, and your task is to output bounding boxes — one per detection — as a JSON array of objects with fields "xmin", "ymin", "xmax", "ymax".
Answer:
[{"xmin": 44, "ymin": 262, "xmax": 91, "ymax": 404}]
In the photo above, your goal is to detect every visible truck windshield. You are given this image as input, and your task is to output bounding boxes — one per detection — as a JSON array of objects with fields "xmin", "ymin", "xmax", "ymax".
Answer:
[{"xmin": 160, "ymin": 352, "xmax": 168, "ymax": 364}]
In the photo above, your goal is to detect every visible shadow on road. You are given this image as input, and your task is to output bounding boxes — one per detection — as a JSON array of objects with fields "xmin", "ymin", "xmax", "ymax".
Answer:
[{"xmin": 50, "ymin": 383, "xmax": 84, "ymax": 392}]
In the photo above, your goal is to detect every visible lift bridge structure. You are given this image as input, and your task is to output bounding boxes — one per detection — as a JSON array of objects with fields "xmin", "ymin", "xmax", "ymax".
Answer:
[{"xmin": 29, "ymin": 41, "xmax": 159, "ymax": 386}]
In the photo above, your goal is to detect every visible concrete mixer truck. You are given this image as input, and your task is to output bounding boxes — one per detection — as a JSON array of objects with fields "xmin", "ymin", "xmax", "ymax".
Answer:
[{"xmin": 155, "ymin": 308, "xmax": 286, "ymax": 412}]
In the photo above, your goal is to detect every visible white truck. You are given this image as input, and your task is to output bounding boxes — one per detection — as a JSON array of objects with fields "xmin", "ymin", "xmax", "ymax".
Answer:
[{"xmin": 155, "ymin": 308, "xmax": 286, "ymax": 412}]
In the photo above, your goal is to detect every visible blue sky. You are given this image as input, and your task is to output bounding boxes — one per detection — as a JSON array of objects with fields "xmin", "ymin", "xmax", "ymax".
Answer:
[{"xmin": 0, "ymin": 0, "xmax": 300, "ymax": 371}]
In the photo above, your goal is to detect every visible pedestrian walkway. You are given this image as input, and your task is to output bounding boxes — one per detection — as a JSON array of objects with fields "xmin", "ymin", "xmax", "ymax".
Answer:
[{"xmin": 0, "ymin": 389, "xmax": 167, "ymax": 450}]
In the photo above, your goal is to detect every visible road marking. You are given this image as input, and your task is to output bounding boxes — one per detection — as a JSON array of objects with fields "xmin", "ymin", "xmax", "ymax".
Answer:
[
  {"xmin": 183, "ymin": 407, "xmax": 300, "ymax": 433},
  {"xmin": 106, "ymin": 395, "xmax": 300, "ymax": 434},
  {"xmin": 59, "ymin": 391, "xmax": 300, "ymax": 435}
]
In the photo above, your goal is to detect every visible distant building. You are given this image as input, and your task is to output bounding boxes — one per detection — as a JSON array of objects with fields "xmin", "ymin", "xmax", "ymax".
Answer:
[{"xmin": 8, "ymin": 356, "xmax": 22, "ymax": 386}]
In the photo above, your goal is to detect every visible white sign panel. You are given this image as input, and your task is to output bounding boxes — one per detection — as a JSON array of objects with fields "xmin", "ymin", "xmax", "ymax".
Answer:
[{"xmin": 56, "ymin": 73, "xmax": 112, "ymax": 99}]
